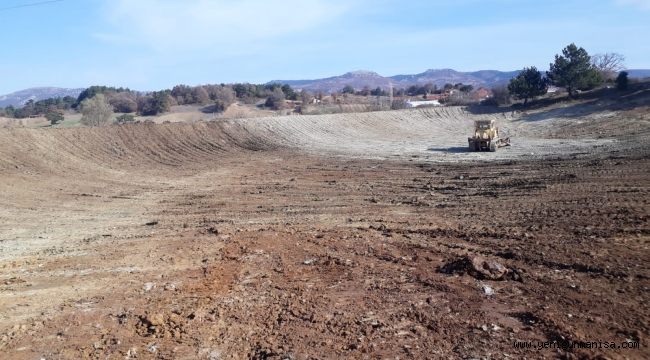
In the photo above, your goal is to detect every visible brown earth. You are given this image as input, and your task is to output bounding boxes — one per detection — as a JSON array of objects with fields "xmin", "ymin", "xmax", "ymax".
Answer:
[{"xmin": 0, "ymin": 104, "xmax": 648, "ymax": 359}]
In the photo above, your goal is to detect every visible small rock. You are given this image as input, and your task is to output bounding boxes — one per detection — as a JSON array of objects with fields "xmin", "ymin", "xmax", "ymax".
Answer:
[
  {"xmin": 303, "ymin": 258, "xmax": 317, "ymax": 265},
  {"xmin": 472, "ymin": 257, "xmax": 508, "ymax": 280},
  {"xmin": 439, "ymin": 255, "xmax": 510, "ymax": 280},
  {"xmin": 206, "ymin": 227, "xmax": 219, "ymax": 235},
  {"xmin": 482, "ymin": 283, "xmax": 495, "ymax": 296},
  {"xmin": 143, "ymin": 282, "xmax": 156, "ymax": 292},
  {"xmin": 148, "ymin": 313, "xmax": 165, "ymax": 326},
  {"xmin": 164, "ymin": 283, "xmax": 177, "ymax": 291}
]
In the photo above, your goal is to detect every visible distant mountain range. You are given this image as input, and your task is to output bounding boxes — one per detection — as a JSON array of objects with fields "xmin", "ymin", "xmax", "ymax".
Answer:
[
  {"xmin": 627, "ymin": 69, "xmax": 650, "ymax": 78},
  {"xmin": 0, "ymin": 87, "xmax": 83, "ymax": 108},
  {"xmin": 271, "ymin": 68, "xmax": 650, "ymax": 93},
  {"xmin": 271, "ymin": 69, "xmax": 518, "ymax": 93},
  {"xmin": 2, "ymin": 68, "xmax": 649, "ymax": 108}
]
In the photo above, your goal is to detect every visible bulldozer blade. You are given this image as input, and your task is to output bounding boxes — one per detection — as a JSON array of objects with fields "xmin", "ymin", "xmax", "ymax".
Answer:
[{"xmin": 497, "ymin": 137, "xmax": 511, "ymax": 147}]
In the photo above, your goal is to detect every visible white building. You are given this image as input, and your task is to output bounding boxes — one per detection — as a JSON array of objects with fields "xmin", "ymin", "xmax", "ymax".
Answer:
[{"xmin": 405, "ymin": 99, "xmax": 442, "ymax": 108}]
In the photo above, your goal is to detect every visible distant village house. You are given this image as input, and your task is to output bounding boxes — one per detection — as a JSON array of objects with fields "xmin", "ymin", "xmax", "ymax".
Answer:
[{"xmin": 405, "ymin": 99, "xmax": 442, "ymax": 108}]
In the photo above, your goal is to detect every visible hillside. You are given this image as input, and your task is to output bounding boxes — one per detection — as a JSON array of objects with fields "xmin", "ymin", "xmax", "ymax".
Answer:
[
  {"xmin": 0, "ymin": 87, "xmax": 83, "ymax": 108},
  {"xmin": 273, "ymin": 68, "xmax": 650, "ymax": 93},
  {"xmin": 389, "ymin": 69, "xmax": 519, "ymax": 87},
  {"xmin": 272, "ymin": 69, "xmax": 519, "ymax": 93},
  {"xmin": 271, "ymin": 70, "xmax": 391, "ymax": 93},
  {"xmin": 2, "ymin": 69, "xmax": 649, "ymax": 107}
]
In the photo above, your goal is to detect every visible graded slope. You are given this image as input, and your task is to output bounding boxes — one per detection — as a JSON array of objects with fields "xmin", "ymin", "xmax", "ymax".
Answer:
[{"xmin": 0, "ymin": 107, "xmax": 621, "ymax": 176}]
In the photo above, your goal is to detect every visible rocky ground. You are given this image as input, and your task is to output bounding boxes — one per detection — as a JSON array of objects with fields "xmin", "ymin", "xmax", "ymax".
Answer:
[{"xmin": 0, "ymin": 102, "xmax": 648, "ymax": 359}]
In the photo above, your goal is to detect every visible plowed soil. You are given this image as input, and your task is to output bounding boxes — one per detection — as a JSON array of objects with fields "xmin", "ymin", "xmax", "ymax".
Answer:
[{"xmin": 0, "ymin": 105, "xmax": 648, "ymax": 359}]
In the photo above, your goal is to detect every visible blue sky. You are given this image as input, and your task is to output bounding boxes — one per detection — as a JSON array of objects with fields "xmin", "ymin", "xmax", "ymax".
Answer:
[{"xmin": 0, "ymin": 0, "xmax": 648, "ymax": 94}]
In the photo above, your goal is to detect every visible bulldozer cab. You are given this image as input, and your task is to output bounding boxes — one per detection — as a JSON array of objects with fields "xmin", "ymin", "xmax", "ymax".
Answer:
[
  {"xmin": 473, "ymin": 120, "xmax": 497, "ymax": 139},
  {"xmin": 468, "ymin": 119, "xmax": 509, "ymax": 152},
  {"xmin": 475, "ymin": 120, "xmax": 494, "ymax": 129}
]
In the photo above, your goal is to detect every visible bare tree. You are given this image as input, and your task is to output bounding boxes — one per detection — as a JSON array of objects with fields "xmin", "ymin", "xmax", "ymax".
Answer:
[
  {"xmin": 591, "ymin": 52, "xmax": 626, "ymax": 80},
  {"xmin": 212, "ymin": 86, "xmax": 236, "ymax": 112},
  {"xmin": 490, "ymin": 85, "xmax": 511, "ymax": 106},
  {"xmin": 265, "ymin": 88, "xmax": 286, "ymax": 110},
  {"xmin": 171, "ymin": 85, "xmax": 192, "ymax": 105},
  {"xmin": 107, "ymin": 92, "xmax": 138, "ymax": 113},
  {"xmin": 80, "ymin": 94, "xmax": 113, "ymax": 126},
  {"xmin": 299, "ymin": 90, "xmax": 312, "ymax": 104},
  {"xmin": 190, "ymin": 86, "xmax": 210, "ymax": 105}
]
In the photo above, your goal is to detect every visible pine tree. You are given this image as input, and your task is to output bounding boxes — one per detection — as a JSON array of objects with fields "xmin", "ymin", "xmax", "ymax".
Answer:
[
  {"xmin": 548, "ymin": 43, "xmax": 602, "ymax": 97},
  {"xmin": 508, "ymin": 67, "xmax": 548, "ymax": 106}
]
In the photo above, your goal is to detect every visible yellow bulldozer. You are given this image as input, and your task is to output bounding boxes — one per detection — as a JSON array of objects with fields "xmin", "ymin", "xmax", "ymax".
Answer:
[{"xmin": 468, "ymin": 119, "xmax": 510, "ymax": 152}]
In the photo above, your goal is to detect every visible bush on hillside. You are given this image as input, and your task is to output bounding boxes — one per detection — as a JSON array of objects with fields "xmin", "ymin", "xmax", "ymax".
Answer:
[
  {"xmin": 114, "ymin": 113, "xmax": 136, "ymax": 124},
  {"xmin": 138, "ymin": 91, "xmax": 172, "ymax": 116},
  {"xmin": 46, "ymin": 111, "xmax": 64, "ymax": 125},
  {"xmin": 265, "ymin": 88, "xmax": 286, "ymax": 110},
  {"xmin": 487, "ymin": 86, "xmax": 511, "ymax": 106}
]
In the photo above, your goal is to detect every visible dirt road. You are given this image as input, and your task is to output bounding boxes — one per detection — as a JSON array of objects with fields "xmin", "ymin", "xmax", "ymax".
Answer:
[{"xmin": 0, "ymin": 106, "xmax": 648, "ymax": 359}]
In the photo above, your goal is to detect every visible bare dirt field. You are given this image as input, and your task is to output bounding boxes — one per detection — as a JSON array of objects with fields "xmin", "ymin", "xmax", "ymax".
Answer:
[{"xmin": 0, "ymin": 103, "xmax": 648, "ymax": 359}]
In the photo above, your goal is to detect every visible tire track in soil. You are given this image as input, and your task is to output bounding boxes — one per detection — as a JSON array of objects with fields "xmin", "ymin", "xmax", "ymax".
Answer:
[{"xmin": 0, "ymin": 107, "xmax": 648, "ymax": 359}]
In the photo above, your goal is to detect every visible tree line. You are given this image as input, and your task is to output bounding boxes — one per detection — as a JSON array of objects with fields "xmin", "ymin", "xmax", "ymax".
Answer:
[
  {"xmin": 0, "ymin": 96, "xmax": 76, "ymax": 119},
  {"xmin": 340, "ymin": 82, "xmax": 475, "ymax": 98},
  {"xmin": 0, "ymin": 82, "xmax": 305, "ymax": 125},
  {"xmin": 505, "ymin": 43, "xmax": 628, "ymax": 106},
  {"xmin": 0, "ymin": 43, "xmax": 632, "ymax": 125},
  {"xmin": 332, "ymin": 44, "xmax": 630, "ymax": 107}
]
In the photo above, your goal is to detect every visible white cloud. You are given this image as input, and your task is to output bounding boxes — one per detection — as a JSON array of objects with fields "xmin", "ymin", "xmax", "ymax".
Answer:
[
  {"xmin": 615, "ymin": 0, "xmax": 650, "ymax": 10},
  {"xmin": 97, "ymin": 0, "xmax": 355, "ymax": 54}
]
